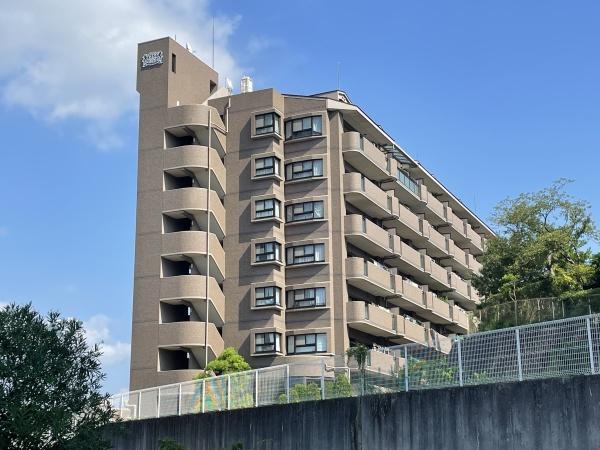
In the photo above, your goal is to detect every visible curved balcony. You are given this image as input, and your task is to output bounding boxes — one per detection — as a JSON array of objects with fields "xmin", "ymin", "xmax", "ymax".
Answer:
[
  {"xmin": 343, "ymin": 173, "xmax": 398, "ymax": 220},
  {"xmin": 381, "ymin": 159, "xmax": 422, "ymax": 207},
  {"xmin": 382, "ymin": 202, "xmax": 423, "ymax": 243},
  {"xmin": 342, "ymin": 132, "xmax": 393, "ymax": 182},
  {"xmin": 346, "ymin": 258, "xmax": 396, "ymax": 297},
  {"xmin": 158, "ymin": 321, "xmax": 224, "ymax": 367},
  {"xmin": 388, "ymin": 241, "xmax": 423, "ymax": 277},
  {"xmin": 420, "ymin": 292, "xmax": 452, "ymax": 325},
  {"xmin": 347, "ymin": 301, "xmax": 398, "ymax": 337},
  {"xmin": 422, "ymin": 223, "xmax": 450, "ymax": 258},
  {"xmin": 414, "ymin": 184, "xmax": 448, "ymax": 226},
  {"xmin": 427, "ymin": 259, "xmax": 452, "ymax": 291},
  {"xmin": 160, "ymin": 275, "xmax": 225, "ymax": 326},
  {"xmin": 447, "ymin": 272, "xmax": 480, "ymax": 310},
  {"xmin": 162, "ymin": 188, "xmax": 225, "ymax": 240},
  {"xmin": 162, "ymin": 231, "xmax": 225, "ymax": 283},
  {"xmin": 166, "ymin": 105, "xmax": 226, "ymax": 157},
  {"xmin": 164, "ymin": 145, "xmax": 226, "ymax": 198},
  {"xmin": 344, "ymin": 215, "xmax": 398, "ymax": 258}
]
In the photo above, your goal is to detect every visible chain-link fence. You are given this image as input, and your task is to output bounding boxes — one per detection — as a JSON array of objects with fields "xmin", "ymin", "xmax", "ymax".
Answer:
[
  {"xmin": 109, "ymin": 313, "xmax": 600, "ymax": 421},
  {"xmin": 476, "ymin": 294, "xmax": 600, "ymax": 330}
]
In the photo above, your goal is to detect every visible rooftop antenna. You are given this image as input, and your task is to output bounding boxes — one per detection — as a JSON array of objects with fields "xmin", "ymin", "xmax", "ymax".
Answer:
[
  {"xmin": 337, "ymin": 62, "xmax": 340, "ymax": 90},
  {"xmin": 212, "ymin": 17, "xmax": 215, "ymax": 68}
]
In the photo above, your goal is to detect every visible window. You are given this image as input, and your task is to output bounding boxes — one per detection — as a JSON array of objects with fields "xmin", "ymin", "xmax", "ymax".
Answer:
[
  {"xmin": 286, "ymin": 201, "xmax": 324, "ymax": 223},
  {"xmin": 255, "ymin": 198, "xmax": 280, "ymax": 220},
  {"xmin": 286, "ymin": 288, "xmax": 326, "ymax": 309},
  {"xmin": 285, "ymin": 159, "xmax": 324, "ymax": 181},
  {"xmin": 255, "ymin": 242, "xmax": 281, "ymax": 263},
  {"xmin": 397, "ymin": 169, "xmax": 420, "ymax": 197},
  {"xmin": 287, "ymin": 333, "xmax": 327, "ymax": 354},
  {"xmin": 255, "ymin": 332, "xmax": 281, "ymax": 353},
  {"xmin": 285, "ymin": 115, "xmax": 322, "ymax": 140},
  {"xmin": 255, "ymin": 286, "xmax": 281, "ymax": 307},
  {"xmin": 255, "ymin": 112, "xmax": 281, "ymax": 136},
  {"xmin": 255, "ymin": 156, "xmax": 280, "ymax": 177},
  {"xmin": 171, "ymin": 53, "xmax": 176, "ymax": 73},
  {"xmin": 286, "ymin": 243, "xmax": 325, "ymax": 265}
]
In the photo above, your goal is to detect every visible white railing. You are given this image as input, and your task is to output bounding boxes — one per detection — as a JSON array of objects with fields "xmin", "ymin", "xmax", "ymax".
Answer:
[{"xmin": 110, "ymin": 313, "xmax": 600, "ymax": 420}]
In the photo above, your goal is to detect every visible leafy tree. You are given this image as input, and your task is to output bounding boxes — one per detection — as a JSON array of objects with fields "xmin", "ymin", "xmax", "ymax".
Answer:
[
  {"xmin": 325, "ymin": 373, "xmax": 353, "ymax": 399},
  {"xmin": 473, "ymin": 180, "xmax": 598, "ymax": 328},
  {"xmin": 346, "ymin": 344, "xmax": 369, "ymax": 395},
  {"xmin": 194, "ymin": 347, "xmax": 251, "ymax": 379},
  {"xmin": 586, "ymin": 253, "xmax": 600, "ymax": 289},
  {"xmin": 0, "ymin": 303, "xmax": 113, "ymax": 450},
  {"xmin": 278, "ymin": 382, "xmax": 322, "ymax": 403}
]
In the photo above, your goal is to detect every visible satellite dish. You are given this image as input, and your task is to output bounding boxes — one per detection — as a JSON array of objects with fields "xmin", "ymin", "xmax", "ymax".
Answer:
[{"xmin": 185, "ymin": 42, "xmax": 193, "ymax": 53}]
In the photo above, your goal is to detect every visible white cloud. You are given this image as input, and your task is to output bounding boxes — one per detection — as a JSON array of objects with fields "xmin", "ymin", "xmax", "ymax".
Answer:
[
  {"xmin": 84, "ymin": 314, "xmax": 131, "ymax": 366},
  {"xmin": 0, "ymin": 0, "xmax": 242, "ymax": 150}
]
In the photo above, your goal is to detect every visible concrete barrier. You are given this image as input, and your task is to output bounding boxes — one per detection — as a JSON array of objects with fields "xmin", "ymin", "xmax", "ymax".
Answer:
[{"xmin": 105, "ymin": 374, "xmax": 600, "ymax": 450}]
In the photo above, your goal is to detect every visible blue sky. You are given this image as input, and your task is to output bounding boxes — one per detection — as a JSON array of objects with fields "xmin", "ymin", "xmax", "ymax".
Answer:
[{"xmin": 1, "ymin": 0, "xmax": 599, "ymax": 394}]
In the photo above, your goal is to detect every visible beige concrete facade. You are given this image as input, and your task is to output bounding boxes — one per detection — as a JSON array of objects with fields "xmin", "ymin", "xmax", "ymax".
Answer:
[{"xmin": 129, "ymin": 37, "xmax": 494, "ymax": 390}]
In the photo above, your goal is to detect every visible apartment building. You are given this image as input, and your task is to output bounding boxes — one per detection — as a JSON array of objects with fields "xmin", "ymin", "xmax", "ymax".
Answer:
[{"xmin": 129, "ymin": 37, "xmax": 494, "ymax": 390}]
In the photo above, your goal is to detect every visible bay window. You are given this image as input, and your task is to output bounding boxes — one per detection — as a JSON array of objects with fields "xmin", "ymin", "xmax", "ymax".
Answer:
[
  {"xmin": 255, "ymin": 332, "xmax": 281, "ymax": 353},
  {"xmin": 286, "ymin": 287, "xmax": 326, "ymax": 309},
  {"xmin": 286, "ymin": 201, "xmax": 324, "ymax": 223},
  {"xmin": 285, "ymin": 159, "xmax": 323, "ymax": 181},
  {"xmin": 286, "ymin": 333, "xmax": 327, "ymax": 354},
  {"xmin": 255, "ymin": 286, "xmax": 281, "ymax": 307},
  {"xmin": 286, "ymin": 243, "xmax": 325, "ymax": 265},
  {"xmin": 255, "ymin": 112, "xmax": 281, "ymax": 136},
  {"xmin": 255, "ymin": 242, "xmax": 281, "ymax": 263},
  {"xmin": 285, "ymin": 115, "xmax": 322, "ymax": 140}
]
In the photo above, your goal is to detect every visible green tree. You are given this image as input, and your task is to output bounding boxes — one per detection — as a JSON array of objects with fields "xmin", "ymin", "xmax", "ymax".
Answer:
[
  {"xmin": 193, "ymin": 347, "xmax": 251, "ymax": 379},
  {"xmin": 473, "ymin": 180, "xmax": 598, "ymax": 328},
  {"xmin": 0, "ymin": 303, "xmax": 114, "ymax": 450},
  {"xmin": 346, "ymin": 344, "xmax": 369, "ymax": 395}
]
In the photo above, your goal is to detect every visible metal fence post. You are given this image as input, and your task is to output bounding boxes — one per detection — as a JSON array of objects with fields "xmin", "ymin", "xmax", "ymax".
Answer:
[
  {"xmin": 320, "ymin": 361, "xmax": 326, "ymax": 399},
  {"xmin": 285, "ymin": 364, "xmax": 290, "ymax": 403},
  {"xmin": 404, "ymin": 346, "xmax": 409, "ymax": 392},
  {"xmin": 177, "ymin": 383, "xmax": 182, "ymax": 416},
  {"xmin": 457, "ymin": 338, "xmax": 464, "ymax": 387},
  {"xmin": 586, "ymin": 317, "xmax": 596, "ymax": 373},
  {"xmin": 201, "ymin": 380, "xmax": 206, "ymax": 413},
  {"xmin": 227, "ymin": 375, "xmax": 231, "ymax": 410},
  {"xmin": 254, "ymin": 369, "xmax": 259, "ymax": 407},
  {"xmin": 515, "ymin": 329, "xmax": 523, "ymax": 381},
  {"xmin": 156, "ymin": 387, "xmax": 161, "ymax": 418}
]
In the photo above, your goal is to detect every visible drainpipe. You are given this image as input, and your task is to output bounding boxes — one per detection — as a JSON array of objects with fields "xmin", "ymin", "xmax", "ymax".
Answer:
[{"xmin": 204, "ymin": 109, "xmax": 212, "ymax": 368}]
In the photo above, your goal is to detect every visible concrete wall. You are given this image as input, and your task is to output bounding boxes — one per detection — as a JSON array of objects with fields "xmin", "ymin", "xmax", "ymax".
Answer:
[{"xmin": 105, "ymin": 375, "xmax": 600, "ymax": 450}]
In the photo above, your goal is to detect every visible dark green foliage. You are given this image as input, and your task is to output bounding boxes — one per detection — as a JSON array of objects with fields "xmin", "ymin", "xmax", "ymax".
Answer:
[
  {"xmin": 325, "ymin": 373, "xmax": 353, "ymax": 399},
  {"xmin": 347, "ymin": 344, "xmax": 369, "ymax": 395},
  {"xmin": 194, "ymin": 347, "xmax": 251, "ymax": 379},
  {"xmin": 0, "ymin": 303, "xmax": 114, "ymax": 449},
  {"xmin": 278, "ymin": 382, "xmax": 322, "ymax": 404},
  {"xmin": 159, "ymin": 437, "xmax": 185, "ymax": 450},
  {"xmin": 473, "ymin": 180, "xmax": 599, "ymax": 329}
]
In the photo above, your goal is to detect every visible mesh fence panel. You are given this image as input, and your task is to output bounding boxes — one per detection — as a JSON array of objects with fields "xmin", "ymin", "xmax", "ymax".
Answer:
[
  {"xmin": 229, "ymin": 371, "xmax": 256, "ymax": 409},
  {"xmin": 180, "ymin": 380, "xmax": 203, "ymax": 415},
  {"xmin": 204, "ymin": 376, "xmax": 227, "ymax": 412},
  {"xmin": 139, "ymin": 388, "xmax": 158, "ymax": 419},
  {"xmin": 121, "ymin": 391, "xmax": 140, "ymax": 420},
  {"xmin": 404, "ymin": 344, "xmax": 460, "ymax": 390},
  {"xmin": 519, "ymin": 316, "xmax": 591, "ymax": 379},
  {"xmin": 257, "ymin": 366, "xmax": 287, "ymax": 406},
  {"xmin": 460, "ymin": 329, "xmax": 520, "ymax": 385},
  {"xmin": 158, "ymin": 385, "xmax": 179, "ymax": 417}
]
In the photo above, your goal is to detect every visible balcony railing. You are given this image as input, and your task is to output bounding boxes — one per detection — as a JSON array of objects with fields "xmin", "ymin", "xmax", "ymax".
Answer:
[
  {"xmin": 343, "ymin": 173, "xmax": 398, "ymax": 219},
  {"xmin": 346, "ymin": 258, "xmax": 396, "ymax": 297},
  {"xmin": 342, "ymin": 132, "xmax": 392, "ymax": 182},
  {"xmin": 347, "ymin": 301, "xmax": 397, "ymax": 337},
  {"xmin": 344, "ymin": 215, "xmax": 397, "ymax": 258}
]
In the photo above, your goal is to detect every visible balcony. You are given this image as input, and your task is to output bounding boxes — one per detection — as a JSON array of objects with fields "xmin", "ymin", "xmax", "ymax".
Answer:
[
  {"xmin": 447, "ymin": 305, "xmax": 469, "ymax": 334},
  {"xmin": 466, "ymin": 253, "xmax": 483, "ymax": 276},
  {"xmin": 343, "ymin": 173, "xmax": 398, "ymax": 219},
  {"xmin": 344, "ymin": 215, "xmax": 398, "ymax": 258},
  {"xmin": 427, "ymin": 259, "xmax": 452, "ymax": 291},
  {"xmin": 342, "ymin": 132, "xmax": 393, "ymax": 182},
  {"xmin": 389, "ymin": 278, "xmax": 428, "ymax": 314},
  {"xmin": 367, "ymin": 348, "xmax": 404, "ymax": 374},
  {"xmin": 165, "ymin": 105, "xmax": 226, "ymax": 157},
  {"xmin": 420, "ymin": 292, "xmax": 452, "ymax": 325},
  {"xmin": 392, "ymin": 316, "xmax": 427, "ymax": 345},
  {"xmin": 163, "ymin": 145, "xmax": 226, "ymax": 198},
  {"xmin": 427, "ymin": 329, "xmax": 453, "ymax": 354},
  {"xmin": 160, "ymin": 275, "xmax": 225, "ymax": 326},
  {"xmin": 447, "ymin": 272, "xmax": 479, "ymax": 309},
  {"xmin": 161, "ymin": 231, "xmax": 225, "ymax": 283},
  {"xmin": 422, "ymin": 223, "xmax": 450, "ymax": 258},
  {"xmin": 158, "ymin": 321, "xmax": 224, "ymax": 367},
  {"xmin": 388, "ymin": 241, "xmax": 423, "ymax": 277},
  {"xmin": 465, "ymin": 224, "xmax": 485, "ymax": 255},
  {"xmin": 346, "ymin": 258, "xmax": 396, "ymax": 297},
  {"xmin": 381, "ymin": 160, "xmax": 422, "ymax": 207},
  {"xmin": 415, "ymin": 184, "xmax": 448, "ymax": 226},
  {"xmin": 382, "ymin": 202, "xmax": 423, "ymax": 242},
  {"xmin": 162, "ymin": 188, "xmax": 226, "ymax": 240},
  {"xmin": 347, "ymin": 301, "xmax": 398, "ymax": 337},
  {"xmin": 439, "ymin": 212, "xmax": 468, "ymax": 244}
]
